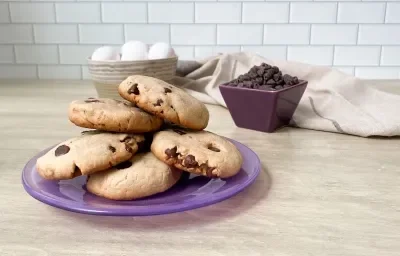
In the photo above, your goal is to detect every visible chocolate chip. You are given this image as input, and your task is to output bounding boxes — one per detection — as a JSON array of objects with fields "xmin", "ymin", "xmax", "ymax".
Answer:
[
  {"xmin": 115, "ymin": 161, "xmax": 132, "ymax": 170},
  {"xmin": 55, "ymin": 145, "xmax": 70, "ymax": 157},
  {"xmin": 165, "ymin": 146, "xmax": 179, "ymax": 159},
  {"xmin": 263, "ymin": 69, "xmax": 275, "ymax": 81},
  {"xmin": 283, "ymin": 74, "xmax": 292, "ymax": 84},
  {"xmin": 153, "ymin": 99, "xmax": 163, "ymax": 106},
  {"xmin": 250, "ymin": 66, "xmax": 258, "ymax": 73},
  {"xmin": 170, "ymin": 105, "xmax": 174, "ymax": 109},
  {"xmin": 249, "ymin": 72, "xmax": 257, "ymax": 79},
  {"xmin": 108, "ymin": 145, "xmax": 116, "ymax": 153},
  {"xmin": 272, "ymin": 66, "xmax": 279, "ymax": 73},
  {"xmin": 273, "ymin": 72, "xmax": 282, "ymax": 82},
  {"xmin": 237, "ymin": 82, "xmax": 244, "ymax": 88},
  {"xmin": 261, "ymin": 63, "xmax": 271, "ymax": 69},
  {"xmin": 84, "ymin": 99, "xmax": 100, "ymax": 103},
  {"xmin": 266, "ymin": 79, "xmax": 276, "ymax": 85},
  {"xmin": 160, "ymin": 110, "xmax": 164, "ymax": 114},
  {"xmin": 256, "ymin": 69, "xmax": 264, "ymax": 76},
  {"xmin": 276, "ymin": 78, "xmax": 284, "ymax": 85},
  {"xmin": 183, "ymin": 154, "xmax": 198, "ymax": 168},
  {"xmin": 199, "ymin": 163, "xmax": 216, "ymax": 178},
  {"xmin": 127, "ymin": 83, "xmax": 139, "ymax": 95},
  {"xmin": 120, "ymin": 136, "xmax": 131, "ymax": 142},
  {"xmin": 164, "ymin": 88, "xmax": 172, "ymax": 93},
  {"xmin": 243, "ymin": 81, "xmax": 253, "ymax": 88},
  {"xmin": 173, "ymin": 129, "xmax": 186, "ymax": 135},
  {"xmin": 255, "ymin": 77, "xmax": 263, "ymax": 84},
  {"xmin": 125, "ymin": 143, "xmax": 133, "ymax": 153},
  {"xmin": 207, "ymin": 145, "xmax": 220, "ymax": 152},
  {"xmin": 275, "ymin": 85, "xmax": 283, "ymax": 90}
]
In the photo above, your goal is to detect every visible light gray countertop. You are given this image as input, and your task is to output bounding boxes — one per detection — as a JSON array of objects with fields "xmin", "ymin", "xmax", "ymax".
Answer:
[{"xmin": 0, "ymin": 79, "xmax": 399, "ymax": 256}]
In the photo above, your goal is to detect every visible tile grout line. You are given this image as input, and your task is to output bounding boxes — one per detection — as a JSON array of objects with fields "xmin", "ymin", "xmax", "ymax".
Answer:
[
  {"xmin": 286, "ymin": 3, "xmax": 291, "ymax": 60},
  {"xmin": 215, "ymin": 24, "xmax": 218, "ymax": 46},
  {"xmin": 99, "ymin": 2, "xmax": 103, "ymax": 23},
  {"xmin": 57, "ymin": 44, "xmax": 61, "ymax": 65},
  {"xmin": 334, "ymin": 1, "xmax": 338, "ymax": 24},
  {"xmin": 12, "ymin": 45, "xmax": 17, "ymax": 64},
  {"xmin": 123, "ymin": 24, "xmax": 126, "ymax": 43},
  {"xmin": 146, "ymin": 2, "xmax": 149, "ymax": 24},
  {"xmin": 8, "ymin": 3, "xmax": 16, "ymax": 64},
  {"xmin": 77, "ymin": 24, "xmax": 81, "ymax": 43},
  {"xmin": 53, "ymin": 2, "xmax": 57, "ymax": 24},
  {"xmin": 383, "ymin": 1, "xmax": 388, "ymax": 24},
  {"xmin": 7, "ymin": 2, "xmax": 12, "ymax": 23},
  {"xmin": 6, "ymin": 22, "xmax": 400, "ymax": 25},
  {"xmin": 356, "ymin": 24, "xmax": 360, "ymax": 44},
  {"xmin": 380, "ymin": 2, "xmax": 388, "ymax": 65},
  {"xmin": 193, "ymin": 2, "xmax": 195, "ymax": 24},
  {"xmin": 4, "ymin": 42, "xmax": 400, "ymax": 48},
  {"xmin": 240, "ymin": 1, "xmax": 243, "ymax": 24},
  {"xmin": 169, "ymin": 24, "xmax": 172, "ymax": 45}
]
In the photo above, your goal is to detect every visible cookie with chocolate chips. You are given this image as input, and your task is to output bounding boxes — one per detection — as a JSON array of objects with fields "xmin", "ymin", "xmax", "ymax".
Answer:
[
  {"xmin": 150, "ymin": 129, "xmax": 243, "ymax": 178},
  {"xmin": 118, "ymin": 75, "xmax": 209, "ymax": 130},
  {"xmin": 86, "ymin": 152, "xmax": 182, "ymax": 200},
  {"xmin": 68, "ymin": 98, "xmax": 163, "ymax": 133},
  {"xmin": 36, "ymin": 131, "xmax": 145, "ymax": 180}
]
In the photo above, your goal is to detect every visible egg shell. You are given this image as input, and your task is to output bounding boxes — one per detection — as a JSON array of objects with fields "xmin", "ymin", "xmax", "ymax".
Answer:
[
  {"xmin": 91, "ymin": 46, "xmax": 120, "ymax": 61},
  {"xmin": 148, "ymin": 42, "xmax": 176, "ymax": 60},
  {"xmin": 121, "ymin": 41, "xmax": 148, "ymax": 61}
]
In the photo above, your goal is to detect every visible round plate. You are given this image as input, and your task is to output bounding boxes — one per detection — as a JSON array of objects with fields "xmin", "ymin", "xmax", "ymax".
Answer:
[{"xmin": 22, "ymin": 139, "xmax": 261, "ymax": 216}]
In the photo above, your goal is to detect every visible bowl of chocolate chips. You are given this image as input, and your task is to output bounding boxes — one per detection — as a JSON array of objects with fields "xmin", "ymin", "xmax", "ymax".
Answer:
[{"xmin": 219, "ymin": 63, "xmax": 308, "ymax": 133}]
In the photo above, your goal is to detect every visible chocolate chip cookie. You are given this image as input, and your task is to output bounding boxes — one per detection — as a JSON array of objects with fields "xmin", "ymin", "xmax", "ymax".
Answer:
[
  {"xmin": 86, "ymin": 152, "xmax": 182, "ymax": 200},
  {"xmin": 68, "ymin": 98, "xmax": 163, "ymax": 133},
  {"xmin": 36, "ymin": 131, "xmax": 145, "ymax": 180},
  {"xmin": 118, "ymin": 75, "xmax": 209, "ymax": 130},
  {"xmin": 151, "ymin": 129, "xmax": 243, "ymax": 178}
]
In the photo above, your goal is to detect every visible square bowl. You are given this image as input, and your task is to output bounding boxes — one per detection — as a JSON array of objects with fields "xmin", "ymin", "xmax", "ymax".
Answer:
[{"xmin": 219, "ymin": 80, "xmax": 308, "ymax": 133}]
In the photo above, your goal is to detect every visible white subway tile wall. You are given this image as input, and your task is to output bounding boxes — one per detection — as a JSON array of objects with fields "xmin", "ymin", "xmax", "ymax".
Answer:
[{"xmin": 0, "ymin": 1, "xmax": 399, "ymax": 79}]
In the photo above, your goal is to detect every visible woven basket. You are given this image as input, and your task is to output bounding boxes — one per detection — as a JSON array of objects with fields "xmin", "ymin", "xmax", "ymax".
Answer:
[{"xmin": 87, "ymin": 56, "xmax": 178, "ymax": 100}]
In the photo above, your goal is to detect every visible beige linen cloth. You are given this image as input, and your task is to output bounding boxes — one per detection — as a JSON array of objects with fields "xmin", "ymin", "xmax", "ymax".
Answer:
[{"xmin": 171, "ymin": 52, "xmax": 400, "ymax": 137}]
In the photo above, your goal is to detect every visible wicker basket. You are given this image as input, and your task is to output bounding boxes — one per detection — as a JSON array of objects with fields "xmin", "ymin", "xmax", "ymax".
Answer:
[{"xmin": 87, "ymin": 56, "xmax": 178, "ymax": 99}]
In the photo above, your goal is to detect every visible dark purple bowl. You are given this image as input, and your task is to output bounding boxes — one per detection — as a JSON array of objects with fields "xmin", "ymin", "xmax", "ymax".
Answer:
[{"xmin": 219, "ymin": 80, "xmax": 308, "ymax": 133}]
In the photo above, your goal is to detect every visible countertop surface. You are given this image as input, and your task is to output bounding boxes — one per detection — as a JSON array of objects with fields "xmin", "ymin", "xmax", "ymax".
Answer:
[{"xmin": 1, "ymin": 80, "xmax": 400, "ymax": 256}]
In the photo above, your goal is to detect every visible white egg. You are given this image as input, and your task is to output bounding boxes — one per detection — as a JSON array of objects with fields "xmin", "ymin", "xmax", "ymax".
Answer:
[
  {"xmin": 120, "ymin": 41, "xmax": 148, "ymax": 61},
  {"xmin": 91, "ymin": 46, "xmax": 120, "ymax": 61},
  {"xmin": 148, "ymin": 42, "xmax": 176, "ymax": 60}
]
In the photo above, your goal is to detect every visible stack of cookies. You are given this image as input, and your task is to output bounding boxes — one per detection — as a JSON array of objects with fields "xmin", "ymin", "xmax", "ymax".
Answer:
[{"xmin": 36, "ymin": 75, "xmax": 243, "ymax": 200}]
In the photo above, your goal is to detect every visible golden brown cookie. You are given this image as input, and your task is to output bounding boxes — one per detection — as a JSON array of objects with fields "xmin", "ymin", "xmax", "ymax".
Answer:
[
  {"xmin": 150, "ymin": 129, "xmax": 243, "ymax": 178},
  {"xmin": 118, "ymin": 75, "xmax": 209, "ymax": 130},
  {"xmin": 36, "ymin": 131, "xmax": 145, "ymax": 180},
  {"xmin": 68, "ymin": 98, "xmax": 163, "ymax": 133},
  {"xmin": 87, "ymin": 152, "xmax": 182, "ymax": 200}
]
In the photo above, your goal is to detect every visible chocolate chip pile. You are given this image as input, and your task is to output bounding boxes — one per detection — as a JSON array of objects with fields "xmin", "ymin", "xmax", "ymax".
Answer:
[{"xmin": 225, "ymin": 63, "xmax": 300, "ymax": 91}]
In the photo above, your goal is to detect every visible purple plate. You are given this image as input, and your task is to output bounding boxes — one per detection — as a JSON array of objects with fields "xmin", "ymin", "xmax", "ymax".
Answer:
[{"xmin": 22, "ymin": 139, "xmax": 260, "ymax": 216}]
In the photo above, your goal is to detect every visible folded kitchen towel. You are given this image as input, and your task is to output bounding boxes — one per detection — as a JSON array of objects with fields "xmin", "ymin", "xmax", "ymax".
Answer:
[{"xmin": 172, "ymin": 52, "xmax": 400, "ymax": 137}]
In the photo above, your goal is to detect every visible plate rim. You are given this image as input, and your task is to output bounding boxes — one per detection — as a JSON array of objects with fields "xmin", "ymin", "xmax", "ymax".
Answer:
[{"xmin": 22, "ymin": 138, "xmax": 261, "ymax": 216}]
